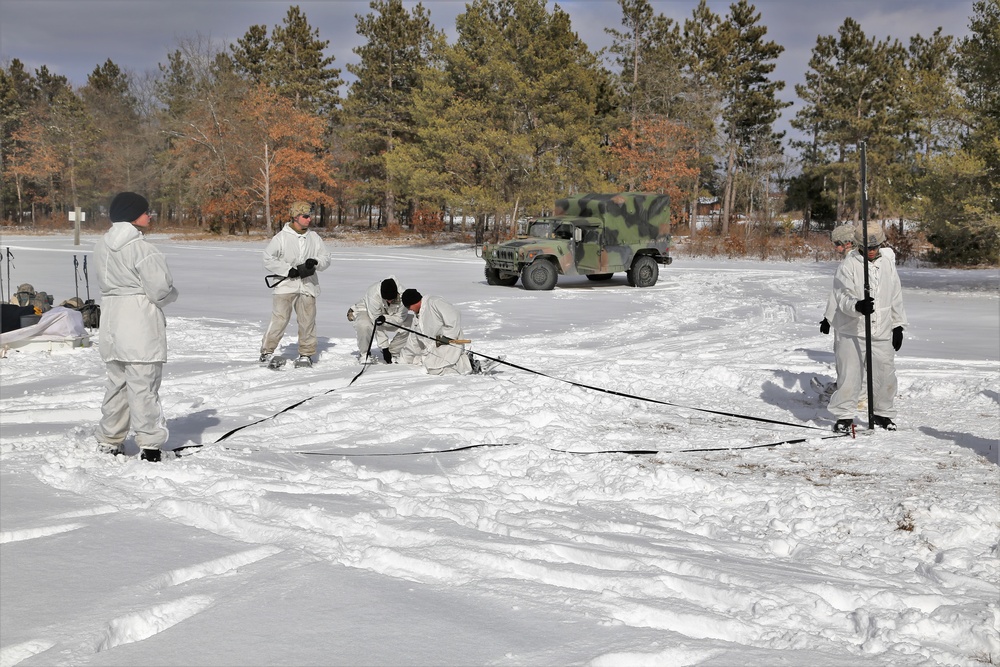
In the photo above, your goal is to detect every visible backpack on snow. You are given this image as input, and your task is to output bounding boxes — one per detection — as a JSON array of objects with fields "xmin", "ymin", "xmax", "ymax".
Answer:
[
  {"xmin": 12, "ymin": 284, "xmax": 53, "ymax": 313},
  {"xmin": 59, "ymin": 297, "xmax": 101, "ymax": 329}
]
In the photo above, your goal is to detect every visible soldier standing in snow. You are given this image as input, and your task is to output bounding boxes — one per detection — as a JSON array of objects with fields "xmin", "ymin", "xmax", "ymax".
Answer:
[
  {"xmin": 93, "ymin": 192, "xmax": 178, "ymax": 462},
  {"xmin": 398, "ymin": 288, "xmax": 475, "ymax": 375},
  {"xmin": 259, "ymin": 202, "xmax": 331, "ymax": 368},
  {"xmin": 816, "ymin": 224, "xmax": 858, "ymax": 397},
  {"xmin": 348, "ymin": 276, "xmax": 411, "ymax": 363},
  {"xmin": 828, "ymin": 225, "xmax": 907, "ymax": 433}
]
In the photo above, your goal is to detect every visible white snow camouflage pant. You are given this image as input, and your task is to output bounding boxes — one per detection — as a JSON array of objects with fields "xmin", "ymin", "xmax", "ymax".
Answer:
[
  {"xmin": 828, "ymin": 334, "xmax": 898, "ymax": 420},
  {"xmin": 97, "ymin": 360, "xmax": 168, "ymax": 448},
  {"xmin": 399, "ymin": 335, "xmax": 472, "ymax": 376},
  {"xmin": 352, "ymin": 311, "xmax": 411, "ymax": 360}
]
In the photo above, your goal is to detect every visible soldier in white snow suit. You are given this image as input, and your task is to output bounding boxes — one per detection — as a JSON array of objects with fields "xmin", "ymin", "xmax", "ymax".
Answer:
[
  {"xmin": 398, "ymin": 289, "xmax": 474, "ymax": 376},
  {"xmin": 348, "ymin": 276, "xmax": 411, "ymax": 363},
  {"xmin": 259, "ymin": 202, "xmax": 332, "ymax": 368},
  {"xmin": 828, "ymin": 225, "xmax": 907, "ymax": 433},
  {"xmin": 817, "ymin": 224, "xmax": 858, "ymax": 396},
  {"xmin": 93, "ymin": 192, "xmax": 178, "ymax": 462}
]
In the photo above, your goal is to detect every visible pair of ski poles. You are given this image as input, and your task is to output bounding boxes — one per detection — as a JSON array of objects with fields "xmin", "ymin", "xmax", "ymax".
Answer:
[{"xmin": 73, "ymin": 254, "xmax": 92, "ymax": 301}]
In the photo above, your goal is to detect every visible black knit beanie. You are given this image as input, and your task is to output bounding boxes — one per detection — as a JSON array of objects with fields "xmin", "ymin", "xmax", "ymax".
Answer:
[
  {"xmin": 380, "ymin": 279, "xmax": 399, "ymax": 300},
  {"xmin": 401, "ymin": 288, "xmax": 422, "ymax": 308},
  {"xmin": 109, "ymin": 192, "xmax": 149, "ymax": 223}
]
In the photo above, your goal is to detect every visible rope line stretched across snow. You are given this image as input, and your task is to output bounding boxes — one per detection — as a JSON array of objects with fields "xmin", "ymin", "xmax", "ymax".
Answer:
[
  {"xmin": 295, "ymin": 433, "xmax": 851, "ymax": 457},
  {"xmin": 213, "ymin": 322, "xmax": 831, "ymax": 446},
  {"xmin": 180, "ymin": 432, "xmax": 851, "ymax": 459},
  {"xmin": 213, "ymin": 325, "xmax": 380, "ymax": 443},
  {"xmin": 387, "ymin": 321, "xmax": 830, "ymax": 434}
]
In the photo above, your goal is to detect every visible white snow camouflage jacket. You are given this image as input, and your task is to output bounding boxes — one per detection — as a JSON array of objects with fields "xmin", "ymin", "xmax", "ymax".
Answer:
[
  {"xmin": 410, "ymin": 295, "xmax": 472, "ymax": 374},
  {"xmin": 263, "ymin": 224, "xmax": 332, "ymax": 296},
  {"xmin": 823, "ymin": 247, "xmax": 895, "ymax": 325},
  {"xmin": 832, "ymin": 248, "xmax": 907, "ymax": 340},
  {"xmin": 94, "ymin": 222, "xmax": 178, "ymax": 362},
  {"xmin": 352, "ymin": 276, "xmax": 408, "ymax": 349}
]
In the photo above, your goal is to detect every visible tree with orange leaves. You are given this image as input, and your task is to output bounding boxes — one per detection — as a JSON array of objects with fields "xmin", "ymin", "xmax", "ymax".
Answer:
[
  {"xmin": 241, "ymin": 84, "xmax": 339, "ymax": 233},
  {"xmin": 167, "ymin": 81, "xmax": 338, "ymax": 233},
  {"xmin": 608, "ymin": 116, "xmax": 700, "ymax": 225},
  {"xmin": 6, "ymin": 115, "xmax": 62, "ymax": 224}
]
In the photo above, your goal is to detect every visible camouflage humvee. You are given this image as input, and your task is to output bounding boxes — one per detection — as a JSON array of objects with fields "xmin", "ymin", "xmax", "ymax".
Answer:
[{"xmin": 481, "ymin": 193, "xmax": 673, "ymax": 290}]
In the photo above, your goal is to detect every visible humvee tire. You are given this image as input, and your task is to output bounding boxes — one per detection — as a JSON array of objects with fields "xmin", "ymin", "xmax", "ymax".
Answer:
[
  {"xmin": 521, "ymin": 259, "xmax": 558, "ymax": 290},
  {"xmin": 586, "ymin": 273, "xmax": 614, "ymax": 281},
  {"xmin": 485, "ymin": 266, "xmax": 518, "ymax": 287},
  {"xmin": 627, "ymin": 255, "xmax": 659, "ymax": 287}
]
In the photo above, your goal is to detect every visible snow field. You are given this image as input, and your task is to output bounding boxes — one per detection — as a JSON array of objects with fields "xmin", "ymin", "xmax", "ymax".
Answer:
[{"xmin": 0, "ymin": 237, "xmax": 997, "ymax": 666}]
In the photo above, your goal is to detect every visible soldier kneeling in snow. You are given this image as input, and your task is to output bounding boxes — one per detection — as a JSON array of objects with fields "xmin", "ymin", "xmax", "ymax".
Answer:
[
  {"xmin": 396, "ymin": 289, "xmax": 476, "ymax": 376},
  {"xmin": 348, "ymin": 277, "xmax": 411, "ymax": 364}
]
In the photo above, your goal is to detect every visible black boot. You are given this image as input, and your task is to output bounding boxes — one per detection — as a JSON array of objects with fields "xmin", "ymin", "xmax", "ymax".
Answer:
[
  {"xmin": 833, "ymin": 419, "xmax": 854, "ymax": 434},
  {"xmin": 140, "ymin": 447, "xmax": 162, "ymax": 462},
  {"xmin": 872, "ymin": 415, "xmax": 897, "ymax": 431}
]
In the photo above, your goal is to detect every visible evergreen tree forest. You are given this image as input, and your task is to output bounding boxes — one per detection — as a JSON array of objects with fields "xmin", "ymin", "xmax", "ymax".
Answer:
[{"xmin": 1, "ymin": 0, "xmax": 996, "ymax": 264}]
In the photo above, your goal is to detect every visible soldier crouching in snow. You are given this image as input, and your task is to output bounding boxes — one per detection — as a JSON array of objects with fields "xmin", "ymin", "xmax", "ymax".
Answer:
[
  {"xmin": 397, "ymin": 288, "xmax": 477, "ymax": 375},
  {"xmin": 348, "ymin": 277, "xmax": 411, "ymax": 364}
]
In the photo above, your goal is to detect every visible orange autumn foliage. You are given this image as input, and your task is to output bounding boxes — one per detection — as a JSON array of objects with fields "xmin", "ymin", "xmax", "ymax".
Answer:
[
  {"xmin": 170, "ymin": 84, "xmax": 338, "ymax": 228},
  {"xmin": 609, "ymin": 118, "xmax": 700, "ymax": 225}
]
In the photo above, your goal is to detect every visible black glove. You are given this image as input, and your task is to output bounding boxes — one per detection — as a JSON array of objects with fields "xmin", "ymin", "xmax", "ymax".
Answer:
[
  {"xmin": 296, "ymin": 260, "xmax": 317, "ymax": 278},
  {"xmin": 288, "ymin": 267, "xmax": 300, "ymax": 278},
  {"xmin": 374, "ymin": 315, "xmax": 386, "ymax": 326},
  {"xmin": 854, "ymin": 297, "xmax": 875, "ymax": 315},
  {"xmin": 820, "ymin": 318, "xmax": 831, "ymax": 335},
  {"xmin": 892, "ymin": 326, "xmax": 903, "ymax": 351},
  {"xmin": 382, "ymin": 348, "xmax": 392, "ymax": 363},
  {"xmin": 435, "ymin": 335, "xmax": 453, "ymax": 347},
  {"xmin": 305, "ymin": 258, "xmax": 318, "ymax": 268}
]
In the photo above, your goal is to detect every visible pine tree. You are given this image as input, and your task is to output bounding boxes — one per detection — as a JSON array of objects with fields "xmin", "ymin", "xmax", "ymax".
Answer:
[
  {"xmin": 230, "ymin": 24, "xmax": 271, "ymax": 85},
  {"xmin": 714, "ymin": 0, "xmax": 789, "ymax": 234},
  {"xmin": 957, "ymin": 0, "xmax": 999, "ymax": 216},
  {"xmin": 436, "ymin": 0, "xmax": 608, "ymax": 237},
  {"xmin": 35, "ymin": 67, "xmax": 97, "ymax": 213},
  {"xmin": 792, "ymin": 18, "xmax": 905, "ymax": 224},
  {"xmin": 267, "ymin": 6, "xmax": 342, "ymax": 116},
  {"xmin": 605, "ymin": 0, "xmax": 680, "ymax": 125},
  {"xmin": 82, "ymin": 60, "xmax": 151, "ymax": 196},
  {"xmin": 344, "ymin": 0, "xmax": 442, "ymax": 228},
  {"xmin": 913, "ymin": 0, "xmax": 1000, "ymax": 264}
]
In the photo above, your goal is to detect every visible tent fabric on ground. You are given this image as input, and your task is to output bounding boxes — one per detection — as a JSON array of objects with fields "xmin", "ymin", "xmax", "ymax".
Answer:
[{"xmin": 0, "ymin": 306, "xmax": 90, "ymax": 352}]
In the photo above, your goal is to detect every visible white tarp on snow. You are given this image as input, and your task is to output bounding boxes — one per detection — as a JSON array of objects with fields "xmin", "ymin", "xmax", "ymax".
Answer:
[{"xmin": 0, "ymin": 306, "xmax": 88, "ymax": 350}]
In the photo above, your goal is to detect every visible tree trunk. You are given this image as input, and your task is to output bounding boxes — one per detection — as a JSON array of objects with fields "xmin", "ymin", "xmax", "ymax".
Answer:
[{"xmin": 721, "ymin": 143, "xmax": 736, "ymax": 236}]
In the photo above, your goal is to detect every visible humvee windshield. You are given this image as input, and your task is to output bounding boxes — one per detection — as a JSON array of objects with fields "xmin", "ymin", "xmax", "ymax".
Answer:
[
  {"xmin": 526, "ymin": 220, "xmax": 556, "ymax": 238},
  {"xmin": 526, "ymin": 220, "xmax": 575, "ymax": 240}
]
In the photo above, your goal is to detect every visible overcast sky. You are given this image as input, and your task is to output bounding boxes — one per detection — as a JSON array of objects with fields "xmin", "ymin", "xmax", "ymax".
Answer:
[{"xmin": 0, "ymin": 0, "xmax": 975, "ymax": 149}]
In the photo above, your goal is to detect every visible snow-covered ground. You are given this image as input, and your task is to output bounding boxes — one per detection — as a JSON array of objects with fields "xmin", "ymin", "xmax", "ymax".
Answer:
[{"xmin": 1, "ymin": 233, "xmax": 997, "ymax": 667}]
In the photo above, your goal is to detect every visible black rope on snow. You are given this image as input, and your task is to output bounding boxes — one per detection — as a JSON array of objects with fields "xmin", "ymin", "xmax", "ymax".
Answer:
[
  {"xmin": 211, "ymin": 320, "xmax": 831, "ymax": 447},
  {"xmin": 466, "ymin": 347, "xmax": 829, "ymax": 433},
  {"xmin": 266, "ymin": 432, "xmax": 852, "ymax": 459},
  {"xmin": 213, "ymin": 324, "xmax": 380, "ymax": 443},
  {"xmin": 383, "ymin": 320, "xmax": 827, "ymax": 433},
  {"xmin": 390, "ymin": 321, "xmax": 816, "ymax": 429}
]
